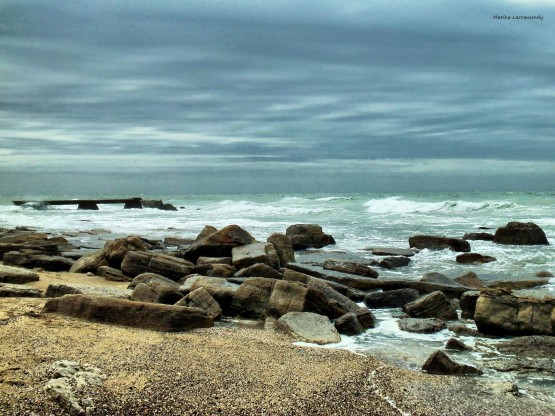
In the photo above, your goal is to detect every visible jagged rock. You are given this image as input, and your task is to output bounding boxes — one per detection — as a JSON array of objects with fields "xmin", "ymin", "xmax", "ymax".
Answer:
[
  {"xmin": 447, "ymin": 323, "xmax": 491, "ymax": 338},
  {"xmin": 96, "ymin": 266, "xmax": 132, "ymax": 282},
  {"xmin": 197, "ymin": 257, "xmax": 232, "ymax": 265},
  {"xmin": 422, "ymin": 350, "xmax": 482, "ymax": 376},
  {"xmin": 334, "ymin": 312, "xmax": 365, "ymax": 335},
  {"xmin": 3, "ymin": 251, "xmax": 74, "ymax": 271},
  {"xmin": 403, "ymin": 291, "xmax": 458, "ymax": 320},
  {"xmin": 453, "ymin": 272, "xmax": 483, "ymax": 289},
  {"xmin": 231, "ymin": 277, "xmax": 275, "ymax": 319},
  {"xmin": 0, "ymin": 264, "xmax": 40, "ymax": 284},
  {"xmin": 377, "ymin": 256, "xmax": 411, "ymax": 269},
  {"xmin": 43, "ymin": 295, "xmax": 213, "ymax": 331},
  {"xmin": 285, "ymin": 224, "xmax": 335, "ymax": 250},
  {"xmin": 286, "ymin": 263, "xmax": 380, "ymax": 291},
  {"xmin": 283, "ymin": 268, "xmax": 361, "ymax": 300},
  {"xmin": 463, "ymin": 232, "xmax": 494, "ymax": 241},
  {"xmin": 323, "ymin": 259, "xmax": 379, "ymax": 278},
  {"xmin": 456, "ymin": 253, "xmax": 496, "ymax": 264},
  {"xmin": 130, "ymin": 281, "xmax": 183, "ymax": 305},
  {"xmin": 182, "ymin": 225, "xmax": 256, "ymax": 263},
  {"xmin": 276, "ymin": 312, "xmax": 340, "ymax": 345},
  {"xmin": 364, "ymin": 289, "xmax": 421, "ymax": 308},
  {"xmin": 121, "ymin": 251, "xmax": 194, "ymax": 281},
  {"xmin": 474, "ymin": 289, "xmax": 555, "ymax": 336},
  {"xmin": 176, "ymin": 287, "xmax": 222, "ymax": 320},
  {"xmin": 267, "ymin": 279, "xmax": 312, "ymax": 317},
  {"xmin": 445, "ymin": 338, "xmax": 471, "ymax": 351},
  {"xmin": 0, "ymin": 284, "xmax": 42, "ymax": 298},
  {"xmin": 235, "ymin": 263, "xmax": 283, "ymax": 279},
  {"xmin": 184, "ymin": 276, "xmax": 239, "ymax": 316},
  {"xmin": 460, "ymin": 291, "xmax": 480, "ymax": 319},
  {"xmin": 69, "ymin": 250, "xmax": 107, "ymax": 274},
  {"xmin": 494, "ymin": 222, "xmax": 549, "ymax": 245},
  {"xmin": 128, "ymin": 272, "xmax": 180, "ymax": 290},
  {"xmin": 409, "ymin": 235, "xmax": 470, "ymax": 252},
  {"xmin": 267, "ymin": 233, "xmax": 295, "ymax": 266},
  {"xmin": 195, "ymin": 225, "xmax": 218, "ymax": 242},
  {"xmin": 398, "ymin": 318, "xmax": 446, "ymax": 333},
  {"xmin": 163, "ymin": 237, "xmax": 195, "ymax": 247},
  {"xmin": 232, "ymin": 242, "xmax": 280, "ymax": 270},
  {"xmin": 193, "ymin": 263, "xmax": 236, "ymax": 277}
]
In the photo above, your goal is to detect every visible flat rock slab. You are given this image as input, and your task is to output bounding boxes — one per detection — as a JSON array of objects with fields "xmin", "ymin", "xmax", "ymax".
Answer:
[
  {"xmin": 0, "ymin": 283, "xmax": 42, "ymax": 298},
  {"xmin": 403, "ymin": 291, "xmax": 458, "ymax": 320},
  {"xmin": 398, "ymin": 318, "xmax": 446, "ymax": 333},
  {"xmin": 42, "ymin": 295, "xmax": 214, "ymax": 332},
  {"xmin": 277, "ymin": 311, "xmax": 340, "ymax": 345},
  {"xmin": 365, "ymin": 247, "xmax": 417, "ymax": 257},
  {"xmin": 45, "ymin": 283, "xmax": 131, "ymax": 299},
  {"xmin": 0, "ymin": 264, "xmax": 40, "ymax": 284}
]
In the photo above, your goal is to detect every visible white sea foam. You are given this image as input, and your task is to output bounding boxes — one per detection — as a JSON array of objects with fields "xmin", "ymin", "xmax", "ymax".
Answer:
[{"xmin": 364, "ymin": 196, "xmax": 516, "ymax": 214}]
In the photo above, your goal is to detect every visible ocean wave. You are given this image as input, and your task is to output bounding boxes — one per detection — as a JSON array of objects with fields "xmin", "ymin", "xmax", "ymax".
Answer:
[
  {"xmin": 214, "ymin": 200, "xmax": 332, "ymax": 216},
  {"xmin": 364, "ymin": 197, "xmax": 516, "ymax": 214}
]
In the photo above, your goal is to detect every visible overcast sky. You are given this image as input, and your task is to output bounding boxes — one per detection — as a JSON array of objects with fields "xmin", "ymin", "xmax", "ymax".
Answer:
[{"xmin": 1, "ymin": 0, "xmax": 554, "ymax": 195}]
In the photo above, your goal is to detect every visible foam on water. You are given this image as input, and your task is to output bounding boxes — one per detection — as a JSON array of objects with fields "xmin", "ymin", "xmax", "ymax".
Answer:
[{"xmin": 364, "ymin": 196, "xmax": 517, "ymax": 214}]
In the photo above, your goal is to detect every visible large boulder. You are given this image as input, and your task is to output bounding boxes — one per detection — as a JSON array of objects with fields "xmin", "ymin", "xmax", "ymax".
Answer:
[
  {"xmin": 128, "ymin": 272, "xmax": 180, "ymax": 290},
  {"xmin": 96, "ymin": 266, "xmax": 132, "ymax": 282},
  {"xmin": 121, "ymin": 251, "xmax": 194, "ymax": 281},
  {"xmin": 267, "ymin": 233, "xmax": 295, "ymax": 266},
  {"xmin": 232, "ymin": 242, "xmax": 280, "ymax": 270},
  {"xmin": 456, "ymin": 253, "xmax": 496, "ymax": 264},
  {"xmin": 493, "ymin": 222, "xmax": 549, "ymax": 245},
  {"xmin": 334, "ymin": 312, "xmax": 365, "ymax": 335},
  {"xmin": 409, "ymin": 236, "xmax": 470, "ymax": 252},
  {"xmin": 276, "ymin": 312, "xmax": 341, "ymax": 345},
  {"xmin": 463, "ymin": 232, "xmax": 494, "ymax": 241},
  {"xmin": 474, "ymin": 289, "xmax": 555, "ymax": 336},
  {"xmin": 364, "ymin": 288, "xmax": 420, "ymax": 309},
  {"xmin": 184, "ymin": 275, "xmax": 239, "ymax": 316},
  {"xmin": 453, "ymin": 272, "xmax": 483, "ymax": 289},
  {"xmin": 398, "ymin": 318, "xmax": 446, "ymax": 334},
  {"xmin": 267, "ymin": 280, "xmax": 311, "ymax": 317},
  {"xmin": 285, "ymin": 224, "xmax": 335, "ymax": 250},
  {"xmin": 377, "ymin": 256, "xmax": 411, "ymax": 269},
  {"xmin": 402, "ymin": 291, "xmax": 458, "ymax": 320},
  {"xmin": 182, "ymin": 225, "xmax": 256, "ymax": 263},
  {"xmin": 176, "ymin": 287, "xmax": 222, "ymax": 320},
  {"xmin": 323, "ymin": 259, "xmax": 379, "ymax": 278},
  {"xmin": 0, "ymin": 264, "xmax": 40, "ymax": 284},
  {"xmin": 231, "ymin": 277, "xmax": 276, "ymax": 319},
  {"xmin": 422, "ymin": 350, "xmax": 483, "ymax": 376},
  {"xmin": 460, "ymin": 291, "xmax": 480, "ymax": 319},
  {"xmin": 192, "ymin": 263, "xmax": 236, "ymax": 278},
  {"xmin": 69, "ymin": 250, "xmax": 108, "ymax": 274},
  {"xmin": 130, "ymin": 281, "xmax": 183, "ymax": 305},
  {"xmin": 3, "ymin": 251, "xmax": 74, "ymax": 271},
  {"xmin": 42, "ymin": 295, "xmax": 213, "ymax": 332}
]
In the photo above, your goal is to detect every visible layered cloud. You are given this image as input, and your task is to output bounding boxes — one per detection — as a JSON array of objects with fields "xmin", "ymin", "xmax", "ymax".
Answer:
[{"xmin": 1, "ymin": 0, "xmax": 554, "ymax": 193}]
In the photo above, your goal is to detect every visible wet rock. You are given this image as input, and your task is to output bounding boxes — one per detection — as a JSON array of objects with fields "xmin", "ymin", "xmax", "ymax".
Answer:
[
  {"xmin": 422, "ymin": 350, "xmax": 483, "ymax": 376},
  {"xmin": 421, "ymin": 273, "xmax": 465, "ymax": 287},
  {"xmin": 276, "ymin": 312, "xmax": 341, "ymax": 345},
  {"xmin": 267, "ymin": 233, "xmax": 295, "ymax": 266},
  {"xmin": 456, "ymin": 253, "xmax": 496, "ymax": 264},
  {"xmin": 398, "ymin": 318, "xmax": 446, "ymax": 333},
  {"xmin": 286, "ymin": 262, "xmax": 380, "ymax": 291},
  {"xmin": 96, "ymin": 266, "xmax": 132, "ymax": 282},
  {"xmin": 485, "ymin": 358, "xmax": 555, "ymax": 374},
  {"xmin": 485, "ymin": 279, "xmax": 549, "ymax": 290},
  {"xmin": 43, "ymin": 295, "xmax": 214, "ymax": 331},
  {"xmin": 460, "ymin": 291, "xmax": 480, "ymax": 319},
  {"xmin": 285, "ymin": 224, "xmax": 335, "ymax": 250},
  {"xmin": 323, "ymin": 259, "xmax": 379, "ymax": 278},
  {"xmin": 3, "ymin": 251, "xmax": 74, "ymax": 271},
  {"xmin": 182, "ymin": 225, "xmax": 256, "ymax": 263},
  {"xmin": 334, "ymin": 312, "xmax": 365, "ymax": 336},
  {"xmin": 377, "ymin": 256, "xmax": 411, "ymax": 269},
  {"xmin": 403, "ymin": 291, "xmax": 458, "ymax": 320},
  {"xmin": 463, "ymin": 232, "xmax": 495, "ymax": 241},
  {"xmin": 447, "ymin": 323, "xmax": 491, "ymax": 338},
  {"xmin": 0, "ymin": 264, "xmax": 40, "ymax": 284},
  {"xmin": 474, "ymin": 289, "xmax": 555, "ymax": 336},
  {"xmin": 176, "ymin": 287, "xmax": 222, "ymax": 320},
  {"xmin": 445, "ymin": 338, "xmax": 471, "ymax": 351},
  {"xmin": 497, "ymin": 336, "xmax": 555, "ymax": 359},
  {"xmin": 121, "ymin": 251, "xmax": 194, "ymax": 281},
  {"xmin": 232, "ymin": 242, "xmax": 280, "ymax": 270},
  {"xmin": 235, "ymin": 263, "xmax": 284, "ymax": 279},
  {"xmin": 364, "ymin": 288, "xmax": 421, "ymax": 308},
  {"xmin": 365, "ymin": 247, "xmax": 417, "ymax": 257},
  {"xmin": 494, "ymin": 222, "xmax": 549, "ymax": 245},
  {"xmin": 409, "ymin": 235, "xmax": 471, "ymax": 252},
  {"xmin": 453, "ymin": 272, "xmax": 483, "ymax": 289},
  {"xmin": 536, "ymin": 270, "xmax": 553, "ymax": 278}
]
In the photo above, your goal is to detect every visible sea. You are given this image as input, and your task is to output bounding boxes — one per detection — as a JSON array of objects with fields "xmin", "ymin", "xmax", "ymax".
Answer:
[{"xmin": 1, "ymin": 191, "xmax": 554, "ymax": 401}]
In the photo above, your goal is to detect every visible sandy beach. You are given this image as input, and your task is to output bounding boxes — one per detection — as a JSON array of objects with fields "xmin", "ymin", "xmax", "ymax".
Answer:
[{"xmin": 0, "ymin": 271, "xmax": 553, "ymax": 415}]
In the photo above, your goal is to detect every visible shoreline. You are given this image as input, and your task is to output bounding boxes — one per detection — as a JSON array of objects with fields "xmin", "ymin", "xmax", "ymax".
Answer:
[{"xmin": 1, "ymin": 271, "xmax": 555, "ymax": 415}]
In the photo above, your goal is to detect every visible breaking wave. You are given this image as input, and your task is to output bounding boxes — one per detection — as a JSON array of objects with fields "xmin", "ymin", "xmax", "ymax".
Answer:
[{"xmin": 364, "ymin": 197, "xmax": 516, "ymax": 214}]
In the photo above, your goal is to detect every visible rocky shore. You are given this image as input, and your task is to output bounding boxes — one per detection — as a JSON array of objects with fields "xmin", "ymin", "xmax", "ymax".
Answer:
[{"xmin": 1, "ymin": 221, "xmax": 554, "ymax": 415}]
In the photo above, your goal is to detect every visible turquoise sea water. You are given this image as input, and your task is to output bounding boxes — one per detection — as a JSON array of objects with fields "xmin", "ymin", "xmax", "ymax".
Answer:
[{"xmin": 2, "ymin": 191, "xmax": 554, "ymax": 400}]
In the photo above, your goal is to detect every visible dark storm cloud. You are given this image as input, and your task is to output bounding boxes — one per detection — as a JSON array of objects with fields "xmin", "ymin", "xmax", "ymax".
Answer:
[{"xmin": 1, "ymin": 0, "xmax": 555, "ymax": 192}]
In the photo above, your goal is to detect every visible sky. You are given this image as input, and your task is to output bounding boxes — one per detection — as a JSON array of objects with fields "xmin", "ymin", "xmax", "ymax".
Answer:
[{"xmin": 1, "ymin": 0, "xmax": 555, "ymax": 195}]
